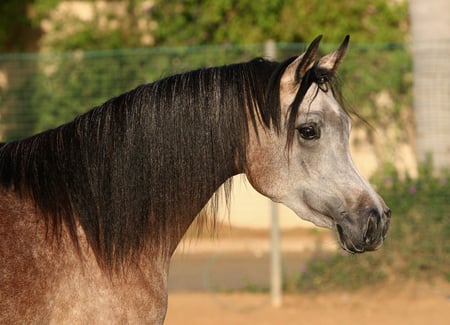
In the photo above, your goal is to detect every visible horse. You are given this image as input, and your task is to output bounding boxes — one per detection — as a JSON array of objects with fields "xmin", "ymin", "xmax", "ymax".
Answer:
[{"xmin": 0, "ymin": 35, "xmax": 390, "ymax": 324}]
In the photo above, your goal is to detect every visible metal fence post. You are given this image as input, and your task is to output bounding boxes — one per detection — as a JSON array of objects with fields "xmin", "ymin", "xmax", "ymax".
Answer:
[
  {"xmin": 270, "ymin": 201, "xmax": 282, "ymax": 307},
  {"xmin": 265, "ymin": 39, "xmax": 282, "ymax": 308}
]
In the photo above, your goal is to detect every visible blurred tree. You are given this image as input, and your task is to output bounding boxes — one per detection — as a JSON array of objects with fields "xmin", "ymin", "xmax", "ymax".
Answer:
[
  {"xmin": 0, "ymin": 0, "xmax": 42, "ymax": 52},
  {"xmin": 0, "ymin": 1, "xmax": 43, "ymax": 142},
  {"xmin": 152, "ymin": 0, "xmax": 408, "ymax": 46},
  {"xmin": 0, "ymin": 0, "xmax": 409, "ymax": 52},
  {"xmin": 32, "ymin": 0, "xmax": 154, "ymax": 51}
]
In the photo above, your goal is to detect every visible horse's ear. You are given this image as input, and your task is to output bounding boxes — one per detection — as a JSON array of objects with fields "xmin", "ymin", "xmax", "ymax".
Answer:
[
  {"xmin": 282, "ymin": 35, "xmax": 322, "ymax": 85},
  {"xmin": 318, "ymin": 35, "xmax": 350, "ymax": 72}
]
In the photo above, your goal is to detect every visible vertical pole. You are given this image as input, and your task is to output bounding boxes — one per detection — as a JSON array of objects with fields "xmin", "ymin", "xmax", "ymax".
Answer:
[
  {"xmin": 270, "ymin": 201, "xmax": 282, "ymax": 307},
  {"xmin": 265, "ymin": 39, "xmax": 282, "ymax": 308},
  {"xmin": 264, "ymin": 39, "xmax": 276, "ymax": 60},
  {"xmin": 410, "ymin": 0, "xmax": 450, "ymax": 171}
]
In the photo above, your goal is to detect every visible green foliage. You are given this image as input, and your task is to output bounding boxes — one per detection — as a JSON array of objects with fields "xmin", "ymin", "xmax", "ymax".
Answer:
[
  {"xmin": 0, "ymin": 0, "xmax": 42, "ymax": 52},
  {"xmin": 29, "ymin": 0, "xmax": 60, "ymax": 18},
  {"xmin": 29, "ymin": 54, "xmax": 145, "ymax": 131},
  {"xmin": 24, "ymin": 0, "xmax": 150, "ymax": 52},
  {"xmin": 152, "ymin": 0, "xmax": 286, "ymax": 45},
  {"xmin": 338, "ymin": 43, "xmax": 412, "ymax": 131},
  {"xmin": 1, "ymin": 0, "xmax": 408, "ymax": 52},
  {"xmin": 286, "ymin": 161, "xmax": 450, "ymax": 292},
  {"xmin": 152, "ymin": 0, "xmax": 408, "ymax": 45},
  {"xmin": 285, "ymin": 252, "xmax": 387, "ymax": 292}
]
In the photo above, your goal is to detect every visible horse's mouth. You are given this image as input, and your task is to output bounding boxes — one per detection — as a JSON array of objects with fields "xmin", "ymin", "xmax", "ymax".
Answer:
[
  {"xmin": 300, "ymin": 203, "xmax": 390, "ymax": 254},
  {"xmin": 335, "ymin": 224, "xmax": 366, "ymax": 254},
  {"xmin": 311, "ymin": 212, "xmax": 368, "ymax": 254}
]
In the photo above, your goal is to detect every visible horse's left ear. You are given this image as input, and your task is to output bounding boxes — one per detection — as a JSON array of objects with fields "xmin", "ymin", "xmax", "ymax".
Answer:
[{"xmin": 317, "ymin": 35, "xmax": 350, "ymax": 72}]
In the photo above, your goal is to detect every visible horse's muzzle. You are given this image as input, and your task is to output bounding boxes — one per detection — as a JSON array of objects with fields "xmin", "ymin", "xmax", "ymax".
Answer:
[{"xmin": 335, "ymin": 208, "xmax": 391, "ymax": 254}]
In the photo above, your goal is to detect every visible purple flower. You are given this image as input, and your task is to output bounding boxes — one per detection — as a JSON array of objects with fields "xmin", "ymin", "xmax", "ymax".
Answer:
[
  {"xmin": 409, "ymin": 185, "xmax": 417, "ymax": 194},
  {"xmin": 299, "ymin": 263, "xmax": 307, "ymax": 273}
]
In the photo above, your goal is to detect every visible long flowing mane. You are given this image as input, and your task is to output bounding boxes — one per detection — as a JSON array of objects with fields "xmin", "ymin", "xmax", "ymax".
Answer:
[{"xmin": 0, "ymin": 56, "xmax": 341, "ymax": 271}]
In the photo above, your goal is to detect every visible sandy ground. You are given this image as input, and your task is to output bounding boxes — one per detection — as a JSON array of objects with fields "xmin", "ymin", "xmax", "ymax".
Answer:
[
  {"xmin": 165, "ymin": 281, "xmax": 450, "ymax": 325},
  {"xmin": 166, "ymin": 228, "xmax": 450, "ymax": 325}
]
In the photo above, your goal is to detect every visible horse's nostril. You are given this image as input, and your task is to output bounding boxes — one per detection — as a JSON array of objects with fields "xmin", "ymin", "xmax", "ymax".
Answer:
[
  {"xmin": 336, "ymin": 223, "xmax": 345, "ymax": 240},
  {"xmin": 364, "ymin": 214, "xmax": 378, "ymax": 245},
  {"xmin": 385, "ymin": 208, "xmax": 392, "ymax": 219}
]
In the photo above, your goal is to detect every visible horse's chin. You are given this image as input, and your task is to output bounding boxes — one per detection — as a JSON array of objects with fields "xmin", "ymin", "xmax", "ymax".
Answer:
[{"xmin": 298, "ymin": 209, "xmax": 335, "ymax": 230}]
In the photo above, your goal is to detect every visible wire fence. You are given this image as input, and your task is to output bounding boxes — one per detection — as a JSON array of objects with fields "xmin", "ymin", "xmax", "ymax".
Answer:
[{"xmin": 0, "ymin": 42, "xmax": 411, "ymax": 142}]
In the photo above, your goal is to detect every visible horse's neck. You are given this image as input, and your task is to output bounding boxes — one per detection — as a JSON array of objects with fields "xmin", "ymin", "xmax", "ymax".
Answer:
[
  {"xmin": 0, "ymin": 115, "xmax": 242, "ymax": 264},
  {"xmin": 166, "ymin": 174, "xmax": 238, "ymax": 256}
]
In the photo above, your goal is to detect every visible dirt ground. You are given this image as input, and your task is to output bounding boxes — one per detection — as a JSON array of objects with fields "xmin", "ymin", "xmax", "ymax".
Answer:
[
  {"xmin": 166, "ymin": 227, "xmax": 450, "ymax": 325},
  {"xmin": 165, "ymin": 281, "xmax": 450, "ymax": 325}
]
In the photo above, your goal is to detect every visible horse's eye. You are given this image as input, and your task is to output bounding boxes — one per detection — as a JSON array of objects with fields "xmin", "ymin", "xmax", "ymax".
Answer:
[
  {"xmin": 317, "ymin": 76, "xmax": 329, "ymax": 91},
  {"xmin": 297, "ymin": 122, "xmax": 320, "ymax": 140}
]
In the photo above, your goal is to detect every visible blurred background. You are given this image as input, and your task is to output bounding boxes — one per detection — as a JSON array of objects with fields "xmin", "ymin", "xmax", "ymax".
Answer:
[{"xmin": 0, "ymin": 1, "xmax": 449, "ymax": 324}]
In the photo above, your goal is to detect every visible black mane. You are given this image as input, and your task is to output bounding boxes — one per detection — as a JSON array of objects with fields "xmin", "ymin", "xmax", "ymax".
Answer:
[{"xmin": 0, "ymin": 57, "xmax": 341, "ymax": 271}]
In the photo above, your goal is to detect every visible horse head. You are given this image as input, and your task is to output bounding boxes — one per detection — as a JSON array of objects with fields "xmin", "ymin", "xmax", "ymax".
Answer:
[{"xmin": 246, "ymin": 36, "xmax": 391, "ymax": 253}]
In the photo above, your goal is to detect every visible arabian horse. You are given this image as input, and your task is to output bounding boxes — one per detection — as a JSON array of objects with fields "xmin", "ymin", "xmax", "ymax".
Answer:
[{"xmin": 0, "ymin": 36, "xmax": 390, "ymax": 324}]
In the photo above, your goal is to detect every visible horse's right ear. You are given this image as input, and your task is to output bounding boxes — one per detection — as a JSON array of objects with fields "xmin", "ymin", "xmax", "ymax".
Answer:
[
  {"xmin": 281, "ymin": 35, "xmax": 322, "ymax": 86},
  {"xmin": 318, "ymin": 35, "xmax": 350, "ymax": 73}
]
